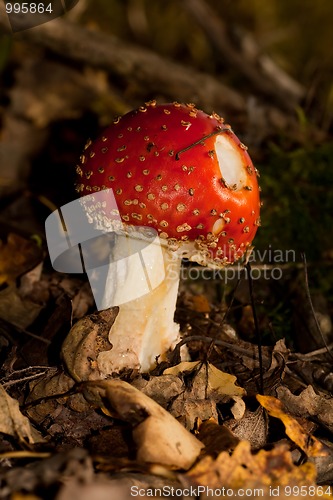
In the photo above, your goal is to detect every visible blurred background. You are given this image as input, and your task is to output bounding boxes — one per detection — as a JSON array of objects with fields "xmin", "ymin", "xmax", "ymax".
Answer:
[{"xmin": 0, "ymin": 0, "xmax": 332, "ymax": 350}]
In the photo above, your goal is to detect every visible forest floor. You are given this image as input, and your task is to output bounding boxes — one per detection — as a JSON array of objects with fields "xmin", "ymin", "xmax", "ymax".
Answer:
[{"xmin": 0, "ymin": 1, "xmax": 333, "ymax": 498}]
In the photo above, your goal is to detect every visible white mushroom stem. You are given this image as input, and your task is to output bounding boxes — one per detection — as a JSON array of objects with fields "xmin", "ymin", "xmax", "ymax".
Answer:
[{"xmin": 97, "ymin": 234, "xmax": 182, "ymax": 375}]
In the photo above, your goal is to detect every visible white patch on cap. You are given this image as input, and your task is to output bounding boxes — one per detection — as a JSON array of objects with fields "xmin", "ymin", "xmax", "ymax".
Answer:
[
  {"xmin": 215, "ymin": 135, "xmax": 247, "ymax": 191},
  {"xmin": 212, "ymin": 218, "xmax": 225, "ymax": 236}
]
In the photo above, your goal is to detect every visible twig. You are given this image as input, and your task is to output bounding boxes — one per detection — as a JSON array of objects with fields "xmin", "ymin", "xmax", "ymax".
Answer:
[
  {"xmin": 1, "ymin": 13, "xmax": 245, "ymax": 114},
  {"xmin": 22, "ymin": 384, "xmax": 79, "ymax": 410},
  {"xmin": 246, "ymin": 262, "xmax": 264, "ymax": 394},
  {"xmin": 301, "ymin": 253, "xmax": 333, "ymax": 362},
  {"xmin": 1, "ymin": 367, "xmax": 56, "ymax": 388},
  {"xmin": 218, "ymin": 276, "xmax": 242, "ymax": 327},
  {"xmin": 175, "ymin": 127, "xmax": 229, "ymax": 160},
  {"xmin": 292, "ymin": 343, "xmax": 333, "ymax": 361},
  {"xmin": 0, "ymin": 3, "xmax": 305, "ymax": 141},
  {"xmin": 182, "ymin": 0, "xmax": 304, "ymax": 110},
  {"xmin": 171, "ymin": 334, "xmax": 270, "ymax": 367}
]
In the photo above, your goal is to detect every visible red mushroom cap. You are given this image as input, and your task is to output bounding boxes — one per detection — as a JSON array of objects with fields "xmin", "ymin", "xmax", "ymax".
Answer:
[{"xmin": 76, "ymin": 102, "xmax": 260, "ymax": 266}]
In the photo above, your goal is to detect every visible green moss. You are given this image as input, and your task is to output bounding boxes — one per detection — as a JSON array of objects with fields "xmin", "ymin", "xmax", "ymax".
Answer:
[{"xmin": 256, "ymin": 142, "xmax": 333, "ymax": 261}]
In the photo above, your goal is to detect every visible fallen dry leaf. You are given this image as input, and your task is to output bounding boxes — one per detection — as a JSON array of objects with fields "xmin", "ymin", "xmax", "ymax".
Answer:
[
  {"xmin": 187, "ymin": 440, "xmax": 320, "ymax": 496},
  {"xmin": 132, "ymin": 374, "xmax": 183, "ymax": 408},
  {"xmin": 207, "ymin": 363, "xmax": 246, "ymax": 397},
  {"xmin": 257, "ymin": 394, "xmax": 325, "ymax": 457},
  {"xmin": 0, "ymin": 384, "xmax": 35, "ymax": 443},
  {"xmin": 0, "ymin": 233, "xmax": 42, "ymax": 286},
  {"xmin": 230, "ymin": 395, "xmax": 246, "ymax": 420},
  {"xmin": 170, "ymin": 397, "xmax": 218, "ymax": 430},
  {"xmin": 197, "ymin": 418, "xmax": 239, "ymax": 456},
  {"xmin": 276, "ymin": 385, "xmax": 333, "ymax": 434},
  {"xmin": 164, "ymin": 361, "xmax": 245, "ymax": 398},
  {"xmin": 133, "ymin": 373, "xmax": 218, "ymax": 429},
  {"xmin": 163, "ymin": 361, "xmax": 245, "ymax": 429},
  {"xmin": 309, "ymin": 438, "xmax": 333, "ymax": 484},
  {"xmin": 224, "ymin": 406, "xmax": 268, "ymax": 449},
  {"xmin": 81, "ymin": 379, "xmax": 204, "ymax": 469},
  {"xmin": 62, "ymin": 309, "xmax": 117, "ymax": 382},
  {"xmin": 26, "ymin": 370, "xmax": 80, "ymax": 423},
  {"xmin": 0, "ymin": 285, "xmax": 44, "ymax": 330}
]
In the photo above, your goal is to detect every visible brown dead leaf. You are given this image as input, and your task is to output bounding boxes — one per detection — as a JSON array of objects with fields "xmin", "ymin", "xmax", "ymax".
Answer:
[
  {"xmin": 224, "ymin": 406, "xmax": 268, "ymax": 449},
  {"xmin": 163, "ymin": 362, "xmax": 245, "ymax": 430},
  {"xmin": 187, "ymin": 440, "xmax": 318, "ymax": 493},
  {"xmin": 164, "ymin": 361, "xmax": 200, "ymax": 378},
  {"xmin": 276, "ymin": 385, "xmax": 333, "ymax": 434},
  {"xmin": 19, "ymin": 262, "xmax": 43, "ymax": 296},
  {"xmin": 309, "ymin": 438, "xmax": 333, "ymax": 484},
  {"xmin": 197, "ymin": 418, "xmax": 239, "ymax": 456},
  {"xmin": 257, "ymin": 394, "xmax": 325, "ymax": 457},
  {"xmin": 0, "ymin": 285, "xmax": 44, "ymax": 330},
  {"xmin": 132, "ymin": 375, "xmax": 183, "ymax": 408},
  {"xmin": 62, "ymin": 309, "xmax": 117, "ymax": 382},
  {"xmin": 0, "ymin": 234, "xmax": 42, "ymax": 286},
  {"xmin": 81, "ymin": 379, "xmax": 204, "ymax": 469},
  {"xmin": 26, "ymin": 370, "xmax": 80, "ymax": 423},
  {"xmin": 0, "ymin": 384, "xmax": 35, "ymax": 443},
  {"xmin": 51, "ymin": 276, "xmax": 94, "ymax": 320},
  {"xmin": 170, "ymin": 398, "xmax": 218, "ymax": 430},
  {"xmin": 11, "ymin": 494, "xmax": 41, "ymax": 500},
  {"xmin": 133, "ymin": 374, "xmax": 218, "ymax": 429}
]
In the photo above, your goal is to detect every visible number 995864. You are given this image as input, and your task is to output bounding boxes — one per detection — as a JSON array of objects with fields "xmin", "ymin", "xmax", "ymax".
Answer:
[{"xmin": 5, "ymin": 3, "xmax": 53, "ymax": 15}]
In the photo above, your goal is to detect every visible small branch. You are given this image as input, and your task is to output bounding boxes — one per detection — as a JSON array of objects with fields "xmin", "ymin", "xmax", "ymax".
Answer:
[
  {"xmin": 301, "ymin": 253, "xmax": 333, "ymax": 361},
  {"xmin": 171, "ymin": 335, "xmax": 270, "ymax": 368},
  {"xmin": 292, "ymin": 343, "xmax": 333, "ymax": 361},
  {"xmin": 246, "ymin": 262, "xmax": 264, "ymax": 394},
  {"xmin": 0, "ymin": 366, "xmax": 55, "ymax": 386},
  {"xmin": 0, "ymin": 3, "xmax": 311, "ymax": 142},
  {"xmin": 3, "ymin": 13, "xmax": 245, "ymax": 115},
  {"xmin": 183, "ymin": 0, "xmax": 305, "ymax": 111},
  {"xmin": 175, "ymin": 127, "xmax": 228, "ymax": 160}
]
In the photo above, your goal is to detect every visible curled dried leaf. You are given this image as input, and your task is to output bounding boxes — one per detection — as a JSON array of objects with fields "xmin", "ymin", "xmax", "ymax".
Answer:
[
  {"xmin": 62, "ymin": 309, "xmax": 117, "ymax": 382},
  {"xmin": 81, "ymin": 379, "xmax": 204, "ymax": 469}
]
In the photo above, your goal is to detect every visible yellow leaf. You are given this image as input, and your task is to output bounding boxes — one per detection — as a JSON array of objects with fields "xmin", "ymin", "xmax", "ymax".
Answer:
[
  {"xmin": 208, "ymin": 364, "xmax": 245, "ymax": 397},
  {"xmin": 257, "ymin": 394, "xmax": 326, "ymax": 457},
  {"xmin": 188, "ymin": 440, "xmax": 320, "ymax": 494},
  {"xmin": 164, "ymin": 362, "xmax": 245, "ymax": 398},
  {"xmin": 163, "ymin": 361, "xmax": 199, "ymax": 376}
]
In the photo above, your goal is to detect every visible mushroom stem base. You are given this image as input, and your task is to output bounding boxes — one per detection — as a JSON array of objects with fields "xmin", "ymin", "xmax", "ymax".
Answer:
[{"xmin": 97, "ymin": 245, "xmax": 182, "ymax": 374}]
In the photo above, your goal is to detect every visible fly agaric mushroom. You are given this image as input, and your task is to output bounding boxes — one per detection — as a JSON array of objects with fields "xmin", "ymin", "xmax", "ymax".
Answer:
[{"xmin": 74, "ymin": 101, "xmax": 260, "ymax": 375}]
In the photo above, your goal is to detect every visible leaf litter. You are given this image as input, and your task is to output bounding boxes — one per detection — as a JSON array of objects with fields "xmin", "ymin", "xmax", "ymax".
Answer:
[{"xmin": 0, "ymin": 232, "xmax": 333, "ymax": 498}]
